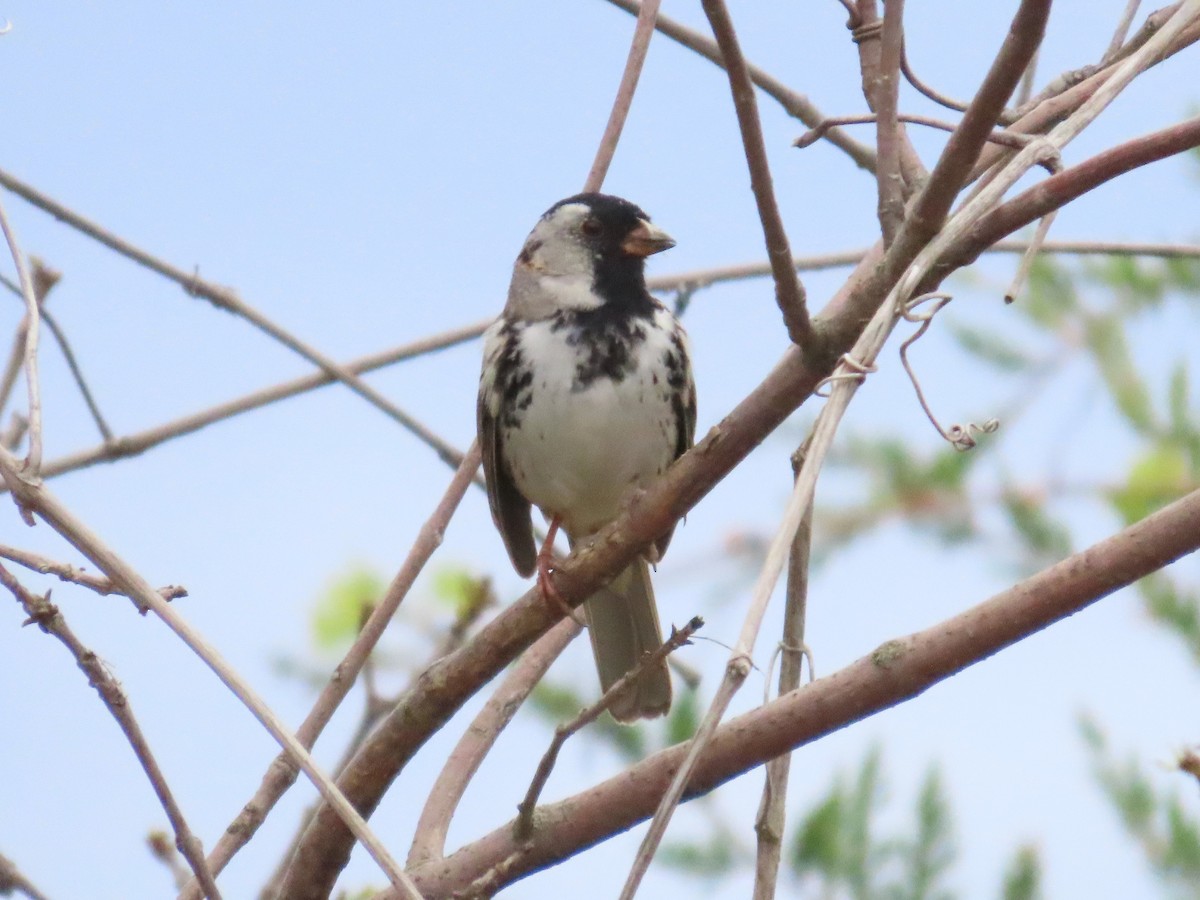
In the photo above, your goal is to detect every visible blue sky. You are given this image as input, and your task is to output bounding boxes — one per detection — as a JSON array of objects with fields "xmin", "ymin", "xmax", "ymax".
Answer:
[{"xmin": 2, "ymin": 3, "xmax": 1199, "ymax": 898}]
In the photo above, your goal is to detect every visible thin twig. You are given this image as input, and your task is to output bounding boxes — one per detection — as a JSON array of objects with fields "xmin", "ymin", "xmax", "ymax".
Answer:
[
  {"xmin": 646, "ymin": 239, "xmax": 1200, "ymax": 295},
  {"xmin": 0, "ymin": 194, "xmax": 43, "ymax": 474},
  {"xmin": 0, "ymin": 450, "xmax": 422, "ymax": 900},
  {"xmin": 181, "ymin": 445, "xmax": 481, "ymax": 897},
  {"xmin": 1004, "ymin": 209, "xmax": 1058, "ymax": 303},
  {"xmin": 1016, "ymin": 46, "xmax": 1040, "ymax": 107},
  {"xmin": 602, "ymin": 0, "xmax": 878, "ymax": 172},
  {"xmin": 261, "ymin": 572, "xmax": 497, "ymax": 898},
  {"xmin": 0, "ymin": 849, "xmax": 51, "ymax": 900},
  {"xmin": 584, "ymin": 0, "xmax": 662, "ymax": 192},
  {"xmin": 516, "ymin": 617, "xmax": 703, "ymax": 840},
  {"xmin": 2, "ymin": 271, "xmax": 115, "ymax": 442},
  {"xmin": 0, "ymin": 319, "xmax": 488, "ymax": 491},
  {"xmin": 0, "ymin": 168, "xmax": 463, "ymax": 471},
  {"xmin": 796, "ymin": 113, "xmax": 1037, "ymax": 152},
  {"xmin": 701, "ymin": 0, "xmax": 814, "ymax": 349},
  {"xmin": 1105, "ymin": 0, "xmax": 1145, "ymax": 61},
  {"xmin": 408, "ymin": 617, "xmax": 583, "ymax": 867},
  {"xmin": 0, "ymin": 563, "xmax": 221, "ymax": 900},
  {"xmin": 891, "ymin": 0, "xmax": 1052, "ymax": 258},
  {"xmin": 0, "ymin": 542, "xmax": 186, "ymax": 600},
  {"xmin": 751, "ymin": 453, "xmax": 812, "ymax": 900},
  {"xmin": 900, "ymin": 38, "xmax": 971, "ymax": 115}
]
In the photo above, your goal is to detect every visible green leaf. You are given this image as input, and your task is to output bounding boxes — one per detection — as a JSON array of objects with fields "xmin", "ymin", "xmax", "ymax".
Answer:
[
  {"xmin": 1083, "ymin": 313, "xmax": 1157, "ymax": 433},
  {"xmin": 665, "ymin": 686, "xmax": 700, "ymax": 746},
  {"xmin": 792, "ymin": 783, "xmax": 847, "ymax": 880},
  {"xmin": 1168, "ymin": 363, "xmax": 1192, "ymax": 435},
  {"xmin": 1109, "ymin": 443, "xmax": 1192, "ymax": 525},
  {"xmin": 944, "ymin": 319, "xmax": 1036, "ymax": 372},
  {"xmin": 659, "ymin": 836, "xmax": 738, "ymax": 876},
  {"xmin": 1138, "ymin": 574, "xmax": 1200, "ymax": 665},
  {"xmin": 1001, "ymin": 489, "xmax": 1072, "ymax": 568},
  {"xmin": 1086, "ymin": 255, "xmax": 1168, "ymax": 312},
  {"xmin": 311, "ymin": 565, "xmax": 384, "ymax": 651},
  {"xmin": 1021, "ymin": 257, "xmax": 1077, "ymax": 328},
  {"xmin": 902, "ymin": 767, "xmax": 956, "ymax": 900},
  {"xmin": 1000, "ymin": 845, "xmax": 1042, "ymax": 900}
]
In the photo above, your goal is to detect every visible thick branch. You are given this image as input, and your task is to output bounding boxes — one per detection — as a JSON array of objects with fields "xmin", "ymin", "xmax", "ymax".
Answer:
[
  {"xmin": 933, "ymin": 116, "xmax": 1200, "ymax": 282},
  {"xmin": 399, "ymin": 487, "xmax": 1200, "ymax": 896},
  {"xmin": 885, "ymin": 0, "xmax": 1051, "ymax": 273}
]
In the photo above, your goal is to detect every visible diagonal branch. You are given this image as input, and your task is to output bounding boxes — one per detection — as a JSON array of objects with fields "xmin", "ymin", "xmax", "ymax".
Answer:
[
  {"xmin": 935, "ymin": 115, "xmax": 1200, "ymax": 280},
  {"xmin": 179, "ymin": 445, "xmax": 481, "ymax": 897},
  {"xmin": 407, "ymin": 618, "xmax": 583, "ymax": 868},
  {"xmin": 700, "ymin": 0, "xmax": 814, "ymax": 349},
  {"xmin": 0, "ymin": 563, "xmax": 221, "ymax": 899},
  {"xmin": 888, "ymin": 0, "xmax": 1051, "ymax": 265},
  {"xmin": 602, "ymin": 0, "xmax": 878, "ymax": 172},
  {"xmin": 0, "ymin": 169, "xmax": 464, "ymax": 470},
  {"xmin": 0, "ymin": 449, "xmax": 421, "ymax": 899},
  {"xmin": 874, "ymin": 0, "xmax": 908, "ymax": 243},
  {"xmin": 0, "ymin": 319, "xmax": 488, "ymax": 491},
  {"xmin": 399, "ymin": 485, "xmax": 1200, "ymax": 896},
  {"xmin": 584, "ymin": 0, "xmax": 662, "ymax": 192},
  {"xmin": 0, "ymin": 195, "xmax": 43, "ymax": 474}
]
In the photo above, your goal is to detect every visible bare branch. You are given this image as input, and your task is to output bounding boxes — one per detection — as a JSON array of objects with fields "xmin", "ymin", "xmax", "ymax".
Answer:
[
  {"xmin": 890, "ymin": 0, "xmax": 1051, "ymax": 262},
  {"xmin": 584, "ymin": 0, "xmax": 662, "ymax": 192},
  {"xmin": 648, "ymin": 239, "xmax": 1200, "ymax": 295},
  {"xmin": 0, "ymin": 195, "xmax": 43, "ymax": 473},
  {"xmin": 602, "ymin": 0, "xmax": 878, "ymax": 172},
  {"xmin": 0, "ymin": 542, "xmax": 186, "ymax": 600},
  {"xmin": 518, "ymin": 617, "xmax": 702, "ymax": 842},
  {"xmin": 875, "ymin": 0, "xmax": 907, "ymax": 244},
  {"xmin": 0, "ymin": 563, "xmax": 220, "ymax": 899},
  {"xmin": 752, "ymin": 453, "xmax": 812, "ymax": 900},
  {"xmin": 1105, "ymin": 0, "xmax": 1145, "ymax": 61},
  {"xmin": 0, "ymin": 450, "xmax": 420, "ymax": 898},
  {"xmin": 700, "ymin": 0, "xmax": 814, "ymax": 348},
  {"xmin": 398, "ymin": 485, "xmax": 1200, "ymax": 896},
  {"xmin": 408, "ymin": 618, "xmax": 582, "ymax": 868},
  {"xmin": 0, "ymin": 168, "xmax": 464, "ymax": 471},
  {"xmin": 182, "ymin": 446, "xmax": 481, "ymax": 896},
  {"xmin": 0, "ymin": 319, "xmax": 488, "ymax": 491},
  {"xmin": 937, "ymin": 116, "xmax": 1200, "ymax": 281},
  {"xmin": 900, "ymin": 37, "xmax": 971, "ymax": 115},
  {"xmin": 0, "ymin": 849, "xmax": 51, "ymax": 900},
  {"xmin": 796, "ymin": 112, "xmax": 1039, "ymax": 152}
]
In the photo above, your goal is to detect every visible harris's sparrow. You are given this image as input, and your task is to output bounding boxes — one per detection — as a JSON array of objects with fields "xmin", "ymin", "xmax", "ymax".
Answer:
[{"xmin": 478, "ymin": 193, "xmax": 696, "ymax": 721}]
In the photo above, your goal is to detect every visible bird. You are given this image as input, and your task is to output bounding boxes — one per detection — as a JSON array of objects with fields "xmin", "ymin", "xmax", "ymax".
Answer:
[{"xmin": 478, "ymin": 192, "xmax": 696, "ymax": 722}]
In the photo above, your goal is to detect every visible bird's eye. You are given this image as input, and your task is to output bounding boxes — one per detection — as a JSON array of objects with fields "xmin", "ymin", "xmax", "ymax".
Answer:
[{"xmin": 581, "ymin": 218, "xmax": 602, "ymax": 236}]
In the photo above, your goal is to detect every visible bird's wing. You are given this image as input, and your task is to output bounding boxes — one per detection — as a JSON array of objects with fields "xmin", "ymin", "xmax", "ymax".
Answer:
[
  {"xmin": 655, "ymin": 320, "xmax": 698, "ymax": 560},
  {"xmin": 479, "ymin": 321, "xmax": 537, "ymax": 577}
]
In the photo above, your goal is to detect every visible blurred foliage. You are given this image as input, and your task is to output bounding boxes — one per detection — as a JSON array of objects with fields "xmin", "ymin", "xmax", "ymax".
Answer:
[
  {"xmin": 311, "ymin": 564, "xmax": 384, "ymax": 652},
  {"xmin": 1081, "ymin": 716, "xmax": 1200, "ymax": 899},
  {"xmin": 788, "ymin": 747, "xmax": 958, "ymax": 900},
  {"xmin": 1000, "ymin": 845, "xmax": 1043, "ymax": 900}
]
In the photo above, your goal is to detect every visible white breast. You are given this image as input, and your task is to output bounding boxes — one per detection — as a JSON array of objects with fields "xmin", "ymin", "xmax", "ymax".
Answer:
[{"xmin": 502, "ymin": 315, "xmax": 680, "ymax": 538}]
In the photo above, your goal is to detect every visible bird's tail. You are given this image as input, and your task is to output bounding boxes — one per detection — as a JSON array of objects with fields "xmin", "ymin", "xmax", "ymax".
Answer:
[{"xmin": 583, "ymin": 557, "xmax": 671, "ymax": 722}]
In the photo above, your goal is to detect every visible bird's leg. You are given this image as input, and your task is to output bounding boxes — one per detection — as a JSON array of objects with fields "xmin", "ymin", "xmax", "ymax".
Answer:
[{"xmin": 537, "ymin": 515, "xmax": 585, "ymax": 625}]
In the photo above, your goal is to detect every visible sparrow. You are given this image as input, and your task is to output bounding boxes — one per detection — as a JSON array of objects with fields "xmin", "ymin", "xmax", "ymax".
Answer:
[{"xmin": 478, "ymin": 192, "xmax": 696, "ymax": 722}]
